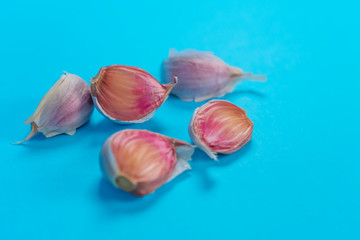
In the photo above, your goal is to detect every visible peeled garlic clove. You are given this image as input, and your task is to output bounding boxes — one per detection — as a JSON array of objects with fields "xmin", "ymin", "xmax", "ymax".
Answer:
[
  {"xmin": 162, "ymin": 49, "xmax": 266, "ymax": 102},
  {"xmin": 90, "ymin": 65, "xmax": 177, "ymax": 124},
  {"xmin": 16, "ymin": 72, "xmax": 94, "ymax": 144},
  {"xmin": 189, "ymin": 100, "xmax": 253, "ymax": 160},
  {"xmin": 100, "ymin": 129, "xmax": 194, "ymax": 196}
]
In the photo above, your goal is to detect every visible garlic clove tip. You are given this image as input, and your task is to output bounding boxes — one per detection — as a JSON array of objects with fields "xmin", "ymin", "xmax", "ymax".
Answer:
[
  {"xmin": 13, "ymin": 122, "xmax": 39, "ymax": 145},
  {"xmin": 241, "ymin": 72, "xmax": 267, "ymax": 82},
  {"xmin": 163, "ymin": 76, "xmax": 178, "ymax": 94}
]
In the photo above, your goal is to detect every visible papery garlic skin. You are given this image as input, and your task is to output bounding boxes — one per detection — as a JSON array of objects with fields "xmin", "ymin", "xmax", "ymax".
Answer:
[
  {"xmin": 189, "ymin": 100, "xmax": 253, "ymax": 160},
  {"xmin": 16, "ymin": 72, "xmax": 94, "ymax": 144},
  {"xmin": 100, "ymin": 130, "xmax": 194, "ymax": 196},
  {"xmin": 91, "ymin": 65, "xmax": 177, "ymax": 124},
  {"xmin": 162, "ymin": 49, "xmax": 266, "ymax": 102}
]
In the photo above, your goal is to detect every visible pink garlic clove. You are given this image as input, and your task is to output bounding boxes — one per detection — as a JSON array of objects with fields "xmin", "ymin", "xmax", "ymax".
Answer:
[
  {"xmin": 100, "ymin": 129, "xmax": 194, "ymax": 196},
  {"xmin": 189, "ymin": 100, "xmax": 253, "ymax": 160},
  {"xmin": 90, "ymin": 65, "xmax": 177, "ymax": 124},
  {"xmin": 162, "ymin": 49, "xmax": 266, "ymax": 102},
  {"xmin": 15, "ymin": 72, "xmax": 94, "ymax": 144}
]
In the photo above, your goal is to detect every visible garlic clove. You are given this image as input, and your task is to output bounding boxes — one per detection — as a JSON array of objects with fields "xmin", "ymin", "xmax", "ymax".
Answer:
[
  {"xmin": 90, "ymin": 65, "xmax": 177, "ymax": 124},
  {"xmin": 15, "ymin": 72, "xmax": 94, "ymax": 144},
  {"xmin": 100, "ymin": 129, "xmax": 194, "ymax": 196},
  {"xmin": 189, "ymin": 100, "xmax": 253, "ymax": 160},
  {"xmin": 162, "ymin": 49, "xmax": 266, "ymax": 102}
]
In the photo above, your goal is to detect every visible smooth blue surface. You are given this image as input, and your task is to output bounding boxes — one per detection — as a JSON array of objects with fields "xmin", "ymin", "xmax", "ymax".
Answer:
[{"xmin": 1, "ymin": 1, "xmax": 359, "ymax": 239}]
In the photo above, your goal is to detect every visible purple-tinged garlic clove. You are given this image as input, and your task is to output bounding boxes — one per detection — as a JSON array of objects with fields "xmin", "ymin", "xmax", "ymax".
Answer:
[
  {"xmin": 15, "ymin": 72, "xmax": 93, "ymax": 144},
  {"xmin": 162, "ymin": 49, "xmax": 266, "ymax": 102}
]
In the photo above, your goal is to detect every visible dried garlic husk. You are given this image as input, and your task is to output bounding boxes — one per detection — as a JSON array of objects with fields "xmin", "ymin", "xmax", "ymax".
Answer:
[
  {"xmin": 100, "ymin": 129, "xmax": 194, "ymax": 196},
  {"xmin": 16, "ymin": 72, "xmax": 93, "ymax": 144},
  {"xmin": 90, "ymin": 65, "xmax": 177, "ymax": 124},
  {"xmin": 162, "ymin": 49, "xmax": 266, "ymax": 102},
  {"xmin": 189, "ymin": 100, "xmax": 253, "ymax": 160}
]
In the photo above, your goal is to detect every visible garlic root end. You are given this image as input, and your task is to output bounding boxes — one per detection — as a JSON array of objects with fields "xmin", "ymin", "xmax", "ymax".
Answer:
[{"xmin": 115, "ymin": 176, "xmax": 136, "ymax": 192}]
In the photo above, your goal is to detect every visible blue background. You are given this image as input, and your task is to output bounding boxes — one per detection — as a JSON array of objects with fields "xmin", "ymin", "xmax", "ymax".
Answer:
[{"xmin": 1, "ymin": 0, "xmax": 359, "ymax": 239}]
